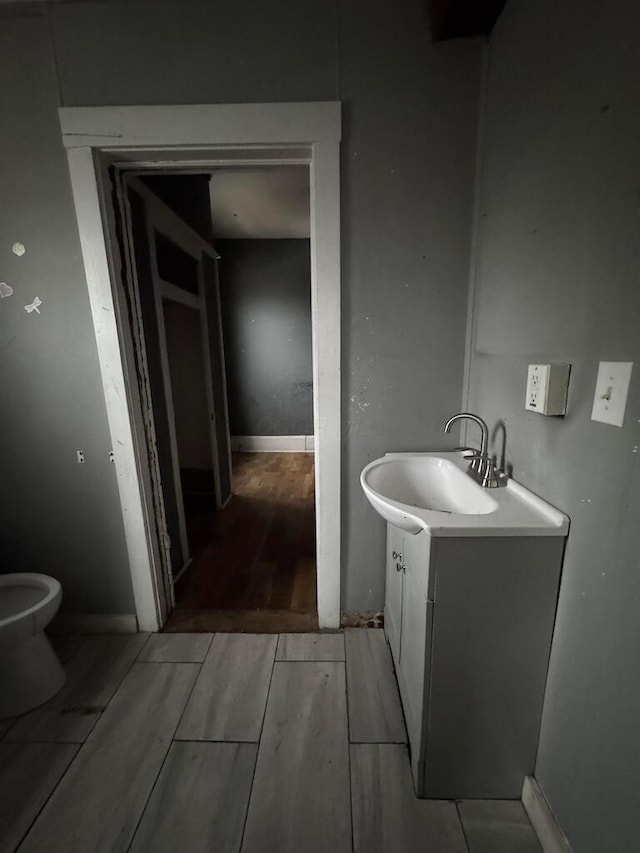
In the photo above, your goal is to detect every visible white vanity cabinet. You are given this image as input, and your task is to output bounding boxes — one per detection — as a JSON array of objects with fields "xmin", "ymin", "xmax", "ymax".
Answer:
[
  {"xmin": 385, "ymin": 525, "xmax": 433, "ymax": 783},
  {"xmin": 384, "ymin": 524, "xmax": 404, "ymax": 663},
  {"xmin": 384, "ymin": 521, "xmax": 565, "ymax": 799}
]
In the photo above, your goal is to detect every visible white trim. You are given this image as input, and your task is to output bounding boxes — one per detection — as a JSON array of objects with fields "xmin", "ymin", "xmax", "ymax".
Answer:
[
  {"xmin": 231, "ymin": 435, "xmax": 315, "ymax": 452},
  {"xmin": 66, "ymin": 149, "xmax": 164, "ymax": 632},
  {"xmin": 309, "ymin": 140, "xmax": 341, "ymax": 628},
  {"xmin": 113, "ymin": 148, "xmax": 312, "ymax": 168},
  {"xmin": 522, "ymin": 776, "xmax": 574, "ymax": 853},
  {"xmin": 60, "ymin": 102, "xmax": 342, "ymax": 630},
  {"xmin": 59, "ymin": 103, "xmax": 341, "ymax": 149},
  {"xmin": 50, "ymin": 614, "xmax": 138, "ymax": 635}
]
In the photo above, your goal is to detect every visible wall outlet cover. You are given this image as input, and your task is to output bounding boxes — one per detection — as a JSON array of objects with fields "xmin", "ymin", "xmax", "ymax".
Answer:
[
  {"xmin": 526, "ymin": 363, "xmax": 570, "ymax": 416},
  {"xmin": 591, "ymin": 362, "xmax": 633, "ymax": 427}
]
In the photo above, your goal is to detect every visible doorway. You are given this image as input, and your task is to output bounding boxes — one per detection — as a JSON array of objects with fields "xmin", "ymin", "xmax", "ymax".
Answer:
[
  {"xmin": 119, "ymin": 169, "xmax": 318, "ymax": 631},
  {"xmin": 60, "ymin": 102, "xmax": 341, "ymax": 630}
]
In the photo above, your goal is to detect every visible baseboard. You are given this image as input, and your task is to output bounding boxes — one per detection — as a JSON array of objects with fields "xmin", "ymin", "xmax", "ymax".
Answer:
[
  {"xmin": 522, "ymin": 776, "xmax": 573, "ymax": 853},
  {"xmin": 231, "ymin": 435, "xmax": 315, "ymax": 452},
  {"xmin": 49, "ymin": 613, "xmax": 138, "ymax": 635}
]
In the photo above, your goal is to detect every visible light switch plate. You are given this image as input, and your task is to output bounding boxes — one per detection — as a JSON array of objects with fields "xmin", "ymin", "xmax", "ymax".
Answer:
[{"xmin": 591, "ymin": 362, "xmax": 633, "ymax": 427}]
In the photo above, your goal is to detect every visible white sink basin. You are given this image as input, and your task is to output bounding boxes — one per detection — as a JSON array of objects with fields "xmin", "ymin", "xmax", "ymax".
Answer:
[
  {"xmin": 362, "ymin": 455, "xmax": 497, "ymax": 521},
  {"xmin": 361, "ymin": 452, "xmax": 569, "ymax": 537}
]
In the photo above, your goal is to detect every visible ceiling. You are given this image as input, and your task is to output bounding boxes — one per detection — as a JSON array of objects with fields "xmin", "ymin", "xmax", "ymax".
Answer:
[{"xmin": 209, "ymin": 167, "xmax": 310, "ymax": 240}]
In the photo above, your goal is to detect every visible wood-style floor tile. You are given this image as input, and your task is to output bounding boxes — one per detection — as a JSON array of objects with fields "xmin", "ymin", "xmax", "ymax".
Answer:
[
  {"xmin": 129, "ymin": 742, "xmax": 257, "ymax": 853},
  {"xmin": 345, "ymin": 629, "xmax": 406, "ymax": 743},
  {"xmin": 276, "ymin": 632, "xmax": 345, "ymax": 661},
  {"xmin": 176, "ymin": 633, "xmax": 276, "ymax": 742},
  {"xmin": 18, "ymin": 662, "xmax": 199, "ymax": 853},
  {"xmin": 241, "ymin": 662, "xmax": 351, "ymax": 853},
  {"xmin": 0, "ymin": 742, "xmax": 78, "ymax": 853},
  {"xmin": 351, "ymin": 743, "xmax": 467, "ymax": 853},
  {"xmin": 0, "ymin": 631, "xmax": 548, "ymax": 853},
  {"xmin": 6, "ymin": 634, "xmax": 148, "ymax": 743},
  {"xmin": 137, "ymin": 632, "xmax": 213, "ymax": 662},
  {"xmin": 458, "ymin": 800, "xmax": 544, "ymax": 853}
]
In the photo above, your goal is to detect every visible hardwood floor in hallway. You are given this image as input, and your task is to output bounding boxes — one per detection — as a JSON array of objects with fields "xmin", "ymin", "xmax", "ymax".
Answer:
[{"xmin": 166, "ymin": 452, "xmax": 318, "ymax": 633}]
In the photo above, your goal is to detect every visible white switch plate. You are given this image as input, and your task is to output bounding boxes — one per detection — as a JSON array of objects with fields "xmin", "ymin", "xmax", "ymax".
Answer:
[
  {"xmin": 591, "ymin": 362, "xmax": 633, "ymax": 427},
  {"xmin": 526, "ymin": 364, "xmax": 570, "ymax": 416}
]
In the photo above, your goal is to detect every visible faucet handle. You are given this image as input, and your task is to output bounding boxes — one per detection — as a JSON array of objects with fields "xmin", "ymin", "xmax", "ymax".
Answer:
[
  {"xmin": 464, "ymin": 452, "xmax": 508, "ymax": 488},
  {"xmin": 455, "ymin": 446, "xmax": 479, "ymax": 459}
]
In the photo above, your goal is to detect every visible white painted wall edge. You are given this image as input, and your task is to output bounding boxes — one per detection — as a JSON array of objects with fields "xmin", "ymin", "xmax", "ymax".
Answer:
[
  {"xmin": 522, "ymin": 776, "xmax": 574, "ymax": 853},
  {"xmin": 231, "ymin": 435, "xmax": 315, "ymax": 452},
  {"xmin": 49, "ymin": 614, "xmax": 138, "ymax": 635}
]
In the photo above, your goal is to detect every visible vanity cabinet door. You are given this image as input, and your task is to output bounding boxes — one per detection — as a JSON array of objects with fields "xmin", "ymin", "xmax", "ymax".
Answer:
[
  {"xmin": 398, "ymin": 532, "xmax": 432, "ymax": 791},
  {"xmin": 385, "ymin": 523, "xmax": 404, "ymax": 667}
]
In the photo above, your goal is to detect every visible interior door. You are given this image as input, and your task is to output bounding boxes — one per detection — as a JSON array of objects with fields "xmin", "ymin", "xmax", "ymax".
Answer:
[
  {"xmin": 124, "ymin": 176, "xmax": 232, "ymax": 583},
  {"xmin": 399, "ymin": 529, "xmax": 432, "ymax": 788},
  {"xmin": 202, "ymin": 254, "xmax": 232, "ymax": 505},
  {"xmin": 124, "ymin": 186, "xmax": 186, "ymax": 584}
]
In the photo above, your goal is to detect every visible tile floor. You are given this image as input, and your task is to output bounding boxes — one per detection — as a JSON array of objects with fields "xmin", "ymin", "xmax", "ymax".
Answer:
[{"xmin": 0, "ymin": 629, "xmax": 543, "ymax": 853}]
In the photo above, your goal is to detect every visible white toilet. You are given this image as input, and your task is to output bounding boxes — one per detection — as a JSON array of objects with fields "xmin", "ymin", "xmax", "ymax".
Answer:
[{"xmin": 0, "ymin": 573, "xmax": 66, "ymax": 719}]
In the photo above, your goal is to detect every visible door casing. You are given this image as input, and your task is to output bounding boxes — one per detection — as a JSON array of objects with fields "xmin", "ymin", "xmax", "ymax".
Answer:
[{"xmin": 60, "ymin": 103, "xmax": 342, "ymax": 631}]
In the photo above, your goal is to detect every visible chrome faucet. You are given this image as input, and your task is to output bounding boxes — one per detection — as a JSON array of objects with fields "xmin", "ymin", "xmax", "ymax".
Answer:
[{"xmin": 443, "ymin": 412, "xmax": 505, "ymax": 488}]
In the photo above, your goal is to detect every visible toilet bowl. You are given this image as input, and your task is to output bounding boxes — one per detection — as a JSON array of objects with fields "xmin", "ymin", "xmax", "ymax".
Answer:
[{"xmin": 0, "ymin": 573, "xmax": 66, "ymax": 719}]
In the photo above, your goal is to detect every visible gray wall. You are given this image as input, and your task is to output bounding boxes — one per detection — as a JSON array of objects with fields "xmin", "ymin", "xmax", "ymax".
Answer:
[
  {"xmin": 218, "ymin": 239, "xmax": 313, "ymax": 437},
  {"xmin": 0, "ymin": 17, "xmax": 133, "ymax": 614},
  {"xmin": 467, "ymin": 1, "xmax": 640, "ymax": 850},
  {"xmin": 0, "ymin": 1, "xmax": 481, "ymax": 614}
]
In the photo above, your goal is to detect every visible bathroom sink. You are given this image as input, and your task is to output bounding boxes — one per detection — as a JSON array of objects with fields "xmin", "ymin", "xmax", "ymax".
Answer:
[
  {"xmin": 361, "ymin": 452, "xmax": 569, "ymax": 537},
  {"xmin": 361, "ymin": 455, "xmax": 498, "ymax": 533}
]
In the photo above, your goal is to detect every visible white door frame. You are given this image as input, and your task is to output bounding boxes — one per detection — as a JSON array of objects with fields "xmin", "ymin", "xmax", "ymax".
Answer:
[{"xmin": 59, "ymin": 103, "xmax": 342, "ymax": 631}]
